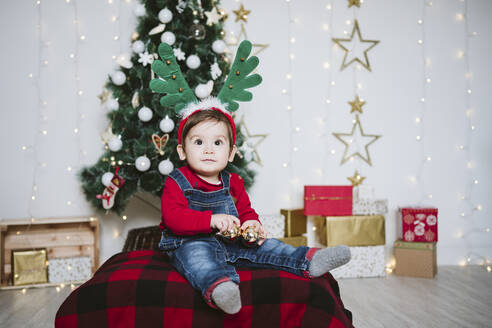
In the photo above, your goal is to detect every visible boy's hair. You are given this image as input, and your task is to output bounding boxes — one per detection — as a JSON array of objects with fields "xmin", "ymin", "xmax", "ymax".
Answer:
[{"xmin": 181, "ymin": 110, "xmax": 234, "ymax": 151}]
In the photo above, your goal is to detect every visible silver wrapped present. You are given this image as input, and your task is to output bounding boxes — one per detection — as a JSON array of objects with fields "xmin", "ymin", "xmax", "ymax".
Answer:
[
  {"xmin": 260, "ymin": 214, "xmax": 285, "ymax": 239},
  {"xmin": 330, "ymin": 245, "xmax": 386, "ymax": 278},
  {"xmin": 48, "ymin": 256, "xmax": 92, "ymax": 283}
]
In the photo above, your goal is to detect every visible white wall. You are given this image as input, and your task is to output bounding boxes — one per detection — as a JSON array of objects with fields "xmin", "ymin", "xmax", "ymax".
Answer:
[{"xmin": 1, "ymin": 0, "xmax": 491, "ymax": 266}]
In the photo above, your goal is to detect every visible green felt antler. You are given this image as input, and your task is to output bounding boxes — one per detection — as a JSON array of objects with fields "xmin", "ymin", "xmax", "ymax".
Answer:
[
  {"xmin": 149, "ymin": 43, "xmax": 197, "ymax": 113},
  {"xmin": 218, "ymin": 40, "xmax": 262, "ymax": 112}
]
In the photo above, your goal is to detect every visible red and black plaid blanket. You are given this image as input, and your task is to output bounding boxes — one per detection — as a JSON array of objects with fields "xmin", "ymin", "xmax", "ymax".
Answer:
[{"xmin": 55, "ymin": 250, "xmax": 353, "ymax": 328}]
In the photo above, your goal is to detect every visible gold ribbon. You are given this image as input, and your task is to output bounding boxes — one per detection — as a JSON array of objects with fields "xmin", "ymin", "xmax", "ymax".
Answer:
[{"xmin": 304, "ymin": 195, "xmax": 351, "ymax": 201}]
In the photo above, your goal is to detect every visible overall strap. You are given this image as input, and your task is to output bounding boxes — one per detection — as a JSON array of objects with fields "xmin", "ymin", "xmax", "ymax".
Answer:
[
  {"xmin": 168, "ymin": 168, "xmax": 193, "ymax": 192},
  {"xmin": 220, "ymin": 171, "xmax": 231, "ymax": 189}
]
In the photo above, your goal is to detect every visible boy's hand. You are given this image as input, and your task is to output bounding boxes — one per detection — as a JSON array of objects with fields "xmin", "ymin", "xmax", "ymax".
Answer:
[
  {"xmin": 241, "ymin": 220, "xmax": 267, "ymax": 246},
  {"xmin": 211, "ymin": 214, "xmax": 240, "ymax": 233}
]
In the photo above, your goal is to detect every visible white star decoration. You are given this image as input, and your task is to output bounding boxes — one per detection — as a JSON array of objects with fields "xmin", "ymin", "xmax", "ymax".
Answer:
[
  {"xmin": 138, "ymin": 51, "xmax": 154, "ymax": 66},
  {"xmin": 332, "ymin": 115, "xmax": 381, "ymax": 166},
  {"xmin": 173, "ymin": 48, "xmax": 186, "ymax": 61},
  {"xmin": 210, "ymin": 62, "xmax": 222, "ymax": 80},
  {"xmin": 205, "ymin": 7, "xmax": 221, "ymax": 26}
]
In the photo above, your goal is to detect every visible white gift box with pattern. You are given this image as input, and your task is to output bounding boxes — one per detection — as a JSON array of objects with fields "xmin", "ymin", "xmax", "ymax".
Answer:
[
  {"xmin": 48, "ymin": 256, "xmax": 92, "ymax": 283},
  {"xmin": 352, "ymin": 186, "xmax": 388, "ymax": 215},
  {"xmin": 260, "ymin": 214, "xmax": 285, "ymax": 239},
  {"xmin": 330, "ymin": 245, "xmax": 386, "ymax": 278}
]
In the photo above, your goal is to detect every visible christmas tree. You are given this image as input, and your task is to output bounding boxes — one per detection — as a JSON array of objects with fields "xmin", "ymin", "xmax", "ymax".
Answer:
[{"xmin": 80, "ymin": 0, "xmax": 256, "ymax": 215}]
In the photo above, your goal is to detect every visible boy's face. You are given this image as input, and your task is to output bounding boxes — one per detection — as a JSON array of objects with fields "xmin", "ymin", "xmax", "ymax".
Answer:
[{"xmin": 177, "ymin": 119, "xmax": 237, "ymax": 181}]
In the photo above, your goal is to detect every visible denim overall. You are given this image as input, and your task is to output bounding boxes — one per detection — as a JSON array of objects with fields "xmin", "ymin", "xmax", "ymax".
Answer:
[{"xmin": 159, "ymin": 168, "xmax": 314, "ymax": 307}]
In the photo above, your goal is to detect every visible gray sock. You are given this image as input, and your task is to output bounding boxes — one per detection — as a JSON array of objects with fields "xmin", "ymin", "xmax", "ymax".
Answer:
[
  {"xmin": 309, "ymin": 246, "xmax": 351, "ymax": 277},
  {"xmin": 211, "ymin": 281, "xmax": 242, "ymax": 314}
]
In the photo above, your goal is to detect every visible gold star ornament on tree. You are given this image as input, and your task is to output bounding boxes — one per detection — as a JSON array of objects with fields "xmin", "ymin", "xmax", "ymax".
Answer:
[
  {"xmin": 332, "ymin": 19, "xmax": 380, "ymax": 72},
  {"xmin": 347, "ymin": 170, "xmax": 366, "ymax": 186},
  {"xmin": 348, "ymin": 95, "xmax": 366, "ymax": 114},
  {"xmin": 333, "ymin": 114, "xmax": 381, "ymax": 166},
  {"xmin": 233, "ymin": 3, "xmax": 251, "ymax": 23},
  {"xmin": 97, "ymin": 88, "xmax": 111, "ymax": 104}
]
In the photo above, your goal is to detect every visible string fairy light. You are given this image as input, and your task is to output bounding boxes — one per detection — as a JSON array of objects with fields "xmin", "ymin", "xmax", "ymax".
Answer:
[
  {"xmin": 321, "ymin": 0, "xmax": 337, "ymax": 181},
  {"xmin": 457, "ymin": 0, "xmax": 489, "ymax": 270},
  {"xmin": 411, "ymin": 0, "xmax": 432, "ymax": 202},
  {"xmin": 283, "ymin": 0, "xmax": 296, "ymax": 205}
]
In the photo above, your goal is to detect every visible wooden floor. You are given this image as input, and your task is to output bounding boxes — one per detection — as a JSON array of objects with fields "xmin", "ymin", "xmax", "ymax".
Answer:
[{"xmin": 0, "ymin": 265, "xmax": 490, "ymax": 327}]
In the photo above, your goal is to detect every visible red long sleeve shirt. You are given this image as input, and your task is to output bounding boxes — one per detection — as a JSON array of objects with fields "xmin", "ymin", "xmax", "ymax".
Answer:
[{"xmin": 160, "ymin": 166, "xmax": 260, "ymax": 235}]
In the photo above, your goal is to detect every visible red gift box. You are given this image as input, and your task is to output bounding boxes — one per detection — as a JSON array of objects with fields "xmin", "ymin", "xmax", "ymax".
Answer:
[
  {"xmin": 399, "ymin": 207, "xmax": 438, "ymax": 242},
  {"xmin": 304, "ymin": 186, "xmax": 353, "ymax": 216}
]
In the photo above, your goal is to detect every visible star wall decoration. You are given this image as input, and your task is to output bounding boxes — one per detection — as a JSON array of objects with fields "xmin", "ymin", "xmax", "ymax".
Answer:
[
  {"xmin": 348, "ymin": 0, "xmax": 361, "ymax": 8},
  {"xmin": 332, "ymin": 19, "xmax": 380, "ymax": 72},
  {"xmin": 348, "ymin": 95, "xmax": 366, "ymax": 114},
  {"xmin": 347, "ymin": 170, "xmax": 365, "ymax": 186},
  {"xmin": 233, "ymin": 3, "xmax": 251, "ymax": 23},
  {"xmin": 226, "ymin": 24, "xmax": 269, "ymax": 61},
  {"xmin": 239, "ymin": 116, "xmax": 268, "ymax": 166},
  {"xmin": 333, "ymin": 114, "xmax": 381, "ymax": 166}
]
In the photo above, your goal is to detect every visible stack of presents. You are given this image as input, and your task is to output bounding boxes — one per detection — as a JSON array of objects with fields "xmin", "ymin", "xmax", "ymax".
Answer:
[
  {"xmin": 394, "ymin": 207, "xmax": 438, "ymax": 278},
  {"xmin": 263, "ymin": 185, "xmax": 438, "ymax": 279},
  {"xmin": 303, "ymin": 185, "xmax": 388, "ymax": 279}
]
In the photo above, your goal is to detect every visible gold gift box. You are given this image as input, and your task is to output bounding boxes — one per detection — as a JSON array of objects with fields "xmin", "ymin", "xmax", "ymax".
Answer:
[
  {"xmin": 394, "ymin": 240, "xmax": 437, "ymax": 278},
  {"xmin": 12, "ymin": 249, "xmax": 48, "ymax": 286},
  {"xmin": 310, "ymin": 215, "xmax": 385, "ymax": 247},
  {"xmin": 278, "ymin": 236, "xmax": 307, "ymax": 248},
  {"xmin": 280, "ymin": 208, "xmax": 307, "ymax": 237}
]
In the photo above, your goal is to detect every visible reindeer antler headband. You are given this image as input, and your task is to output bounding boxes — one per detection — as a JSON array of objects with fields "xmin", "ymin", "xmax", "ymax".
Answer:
[{"xmin": 149, "ymin": 40, "xmax": 262, "ymax": 144}]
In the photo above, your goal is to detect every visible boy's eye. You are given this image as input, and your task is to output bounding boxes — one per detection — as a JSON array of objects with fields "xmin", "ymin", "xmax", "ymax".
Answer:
[
  {"xmin": 194, "ymin": 139, "xmax": 202, "ymax": 145},
  {"xmin": 214, "ymin": 140, "xmax": 223, "ymax": 146}
]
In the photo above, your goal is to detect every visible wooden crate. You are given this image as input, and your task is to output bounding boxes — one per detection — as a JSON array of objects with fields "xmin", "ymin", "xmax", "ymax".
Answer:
[{"xmin": 0, "ymin": 217, "xmax": 99, "ymax": 287}]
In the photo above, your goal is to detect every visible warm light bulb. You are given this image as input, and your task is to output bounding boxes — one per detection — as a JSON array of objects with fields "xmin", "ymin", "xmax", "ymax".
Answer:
[
  {"xmin": 322, "ymin": 23, "xmax": 329, "ymax": 31},
  {"xmin": 426, "ymin": 156, "xmax": 431, "ymax": 161},
  {"xmin": 289, "ymin": 53, "xmax": 295, "ymax": 60},
  {"xmin": 295, "ymin": 127, "xmax": 301, "ymax": 132},
  {"xmin": 323, "ymin": 62, "xmax": 330, "ymax": 69},
  {"xmin": 345, "ymin": 20, "xmax": 351, "ymax": 25},
  {"xmin": 122, "ymin": 215, "xmax": 127, "ymax": 220},
  {"xmin": 418, "ymin": 40, "xmax": 423, "ymax": 45},
  {"xmin": 287, "ymin": 105, "xmax": 292, "ymax": 110},
  {"xmin": 326, "ymin": 4, "xmax": 332, "ymax": 10},
  {"xmin": 281, "ymin": 89, "xmax": 287, "ymax": 94},
  {"xmin": 418, "ymin": 19, "xmax": 423, "ymax": 24},
  {"xmin": 416, "ymin": 136, "xmax": 421, "ymax": 141},
  {"xmin": 330, "ymin": 149, "xmax": 336, "ymax": 155},
  {"xmin": 416, "ymin": 117, "xmax": 421, "ymax": 123},
  {"xmin": 476, "ymin": 204, "xmax": 483, "ymax": 211},
  {"xmin": 67, "ymin": 167, "xmax": 72, "ymax": 172},
  {"xmin": 67, "ymin": 201, "xmax": 72, "ymax": 205},
  {"xmin": 330, "ymin": 81, "xmax": 335, "ymax": 86},
  {"xmin": 420, "ymin": 97, "xmax": 425, "ymax": 103},
  {"xmin": 293, "ymin": 147, "xmax": 298, "ymax": 152},
  {"xmin": 282, "ymin": 163, "xmax": 288, "ymax": 168},
  {"xmin": 286, "ymin": 73, "xmax": 292, "ymax": 80},
  {"xmin": 80, "ymin": 35, "xmax": 86, "ymax": 40},
  {"xmin": 290, "ymin": 37, "xmax": 296, "ymax": 44},
  {"xmin": 456, "ymin": 13, "xmax": 464, "ymax": 21}
]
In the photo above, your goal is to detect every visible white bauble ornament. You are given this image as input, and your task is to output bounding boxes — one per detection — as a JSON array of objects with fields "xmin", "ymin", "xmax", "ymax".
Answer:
[
  {"xmin": 212, "ymin": 40, "xmax": 226, "ymax": 54},
  {"xmin": 108, "ymin": 137, "xmax": 123, "ymax": 152},
  {"xmin": 132, "ymin": 40, "xmax": 145, "ymax": 53},
  {"xmin": 133, "ymin": 4, "xmax": 146, "ymax": 17},
  {"xmin": 159, "ymin": 116, "xmax": 175, "ymax": 133},
  {"xmin": 195, "ymin": 81, "xmax": 213, "ymax": 99},
  {"xmin": 135, "ymin": 156, "xmax": 151, "ymax": 172},
  {"xmin": 186, "ymin": 55, "xmax": 201, "ymax": 69},
  {"xmin": 158, "ymin": 8, "xmax": 173, "ymax": 23},
  {"xmin": 106, "ymin": 98, "xmax": 119, "ymax": 111},
  {"xmin": 158, "ymin": 159, "xmax": 174, "ymax": 175},
  {"xmin": 138, "ymin": 106, "xmax": 153, "ymax": 122},
  {"xmin": 111, "ymin": 71, "xmax": 126, "ymax": 86},
  {"xmin": 101, "ymin": 172, "xmax": 114, "ymax": 187},
  {"xmin": 161, "ymin": 31, "xmax": 176, "ymax": 45}
]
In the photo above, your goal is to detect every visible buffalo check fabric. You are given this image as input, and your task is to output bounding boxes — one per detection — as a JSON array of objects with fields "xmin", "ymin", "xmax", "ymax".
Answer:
[{"xmin": 55, "ymin": 250, "xmax": 353, "ymax": 328}]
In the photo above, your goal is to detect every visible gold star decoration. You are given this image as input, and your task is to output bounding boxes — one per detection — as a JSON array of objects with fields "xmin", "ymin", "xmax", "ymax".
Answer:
[
  {"xmin": 233, "ymin": 3, "xmax": 251, "ymax": 23},
  {"xmin": 239, "ymin": 116, "xmax": 268, "ymax": 166},
  {"xmin": 348, "ymin": 95, "xmax": 366, "ymax": 114},
  {"xmin": 205, "ymin": 7, "xmax": 221, "ymax": 26},
  {"xmin": 348, "ymin": 0, "xmax": 361, "ymax": 8},
  {"xmin": 217, "ymin": 7, "xmax": 228, "ymax": 21},
  {"xmin": 332, "ymin": 114, "xmax": 381, "ymax": 166},
  {"xmin": 226, "ymin": 24, "xmax": 269, "ymax": 63},
  {"xmin": 332, "ymin": 19, "xmax": 380, "ymax": 72},
  {"xmin": 347, "ymin": 170, "xmax": 366, "ymax": 186},
  {"xmin": 97, "ymin": 88, "xmax": 111, "ymax": 104}
]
